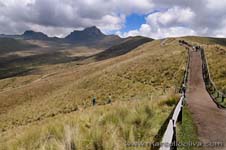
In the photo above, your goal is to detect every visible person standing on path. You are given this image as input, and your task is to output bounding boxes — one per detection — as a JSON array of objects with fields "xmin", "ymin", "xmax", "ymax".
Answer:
[
  {"xmin": 92, "ymin": 96, "xmax": 96, "ymax": 106},
  {"xmin": 107, "ymin": 94, "xmax": 112, "ymax": 104}
]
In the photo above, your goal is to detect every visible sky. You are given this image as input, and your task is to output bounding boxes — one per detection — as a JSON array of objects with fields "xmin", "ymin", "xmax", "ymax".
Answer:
[{"xmin": 0, "ymin": 0, "xmax": 226, "ymax": 39}]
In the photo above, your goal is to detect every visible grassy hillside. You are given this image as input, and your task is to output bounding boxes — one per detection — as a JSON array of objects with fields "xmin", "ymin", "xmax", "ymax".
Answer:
[
  {"xmin": 0, "ymin": 39, "xmax": 187, "ymax": 149},
  {"xmin": 184, "ymin": 36, "xmax": 226, "ymax": 93},
  {"xmin": 0, "ymin": 37, "xmax": 151, "ymax": 80},
  {"xmin": 93, "ymin": 36, "xmax": 152, "ymax": 61},
  {"xmin": 1, "ymin": 95, "xmax": 178, "ymax": 150},
  {"xmin": 184, "ymin": 36, "xmax": 226, "ymax": 46}
]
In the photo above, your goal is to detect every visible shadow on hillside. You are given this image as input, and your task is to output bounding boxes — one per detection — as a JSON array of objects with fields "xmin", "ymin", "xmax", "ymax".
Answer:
[
  {"xmin": 0, "ymin": 52, "xmax": 87, "ymax": 79},
  {"xmin": 0, "ymin": 37, "xmax": 152, "ymax": 80},
  {"xmin": 92, "ymin": 37, "xmax": 152, "ymax": 61},
  {"xmin": 0, "ymin": 67, "xmax": 34, "ymax": 80}
]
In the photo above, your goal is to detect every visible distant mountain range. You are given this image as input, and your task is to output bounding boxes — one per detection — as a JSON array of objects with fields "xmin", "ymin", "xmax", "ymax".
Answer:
[
  {"xmin": 65, "ymin": 26, "xmax": 106, "ymax": 42},
  {"xmin": 0, "ymin": 30, "xmax": 55, "ymax": 41},
  {"xmin": 0, "ymin": 26, "xmax": 129, "ymax": 47},
  {"xmin": 22, "ymin": 30, "xmax": 49, "ymax": 40}
]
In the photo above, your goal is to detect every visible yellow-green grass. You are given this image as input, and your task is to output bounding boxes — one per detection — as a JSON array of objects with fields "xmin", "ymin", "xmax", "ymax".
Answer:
[
  {"xmin": 0, "ymin": 39, "xmax": 187, "ymax": 149},
  {"xmin": 184, "ymin": 36, "xmax": 226, "ymax": 47},
  {"xmin": 0, "ymin": 93, "xmax": 179, "ymax": 150},
  {"xmin": 204, "ymin": 46, "xmax": 226, "ymax": 92},
  {"xmin": 0, "ymin": 39, "xmax": 186, "ymax": 131},
  {"xmin": 177, "ymin": 106, "xmax": 199, "ymax": 150}
]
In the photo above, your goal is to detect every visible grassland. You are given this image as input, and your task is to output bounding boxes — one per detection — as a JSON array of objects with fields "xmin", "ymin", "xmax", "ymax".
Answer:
[
  {"xmin": 0, "ymin": 38, "xmax": 187, "ymax": 149},
  {"xmin": 177, "ymin": 106, "xmax": 199, "ymax": 150},
  {"xmin": 0, "ymin": 93, "xmax": 179, "ymax": 150}
]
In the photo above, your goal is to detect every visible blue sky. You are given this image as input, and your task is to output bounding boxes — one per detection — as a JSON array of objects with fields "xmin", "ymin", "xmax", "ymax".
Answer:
[{"xmin": 122, "ymin": 14, "xmax": 146, "ymax": 32}]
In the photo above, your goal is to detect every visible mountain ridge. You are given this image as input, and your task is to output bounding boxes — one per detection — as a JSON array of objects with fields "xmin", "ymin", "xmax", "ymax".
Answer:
[
  {"xmin": 0, "ymin": 26, "xmax": 131, "ymax": 48},
  {"xmin": 0, "ymin": 26, "xmax": 121, "ymax": 41},
  {"xmin": 22, "ymin": 30, "xmax": 49, "ymax": 40}
]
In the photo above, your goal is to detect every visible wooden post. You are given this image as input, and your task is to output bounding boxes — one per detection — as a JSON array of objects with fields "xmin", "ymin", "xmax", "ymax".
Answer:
[
  {"xmin": 172, "ymin": 120, "xmax": 177, "ymax": 150},
  {"xmin": 216, "ymin": 92, "xmax": 219, "ymax": 98},
  {"xmin": 178, "ymin": 106, "xmax": 183, "ymax": 124},
  {"xmin": 212, "ymin": 86, "xmax": 216, "ymax": 94}
]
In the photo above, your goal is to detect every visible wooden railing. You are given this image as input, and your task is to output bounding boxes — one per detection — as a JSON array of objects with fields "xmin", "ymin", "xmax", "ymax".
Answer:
[
  {"xmin": 159, "ymin": 41, "xmax": 189, "ymax": 150},
  {"xmin": 179, "ymin": 40, "xmax": 226, "ymax": 107},
  {"xmin": 199, "ymin": 47, "xmax": 226, "ymax": 108},
  {"xmin": 160, "ymin": 40, "xmax": 226, "ymax": 150},
  {"xmin": 159, "ymin": 95, "xmax": 185, "ymax": 150}
]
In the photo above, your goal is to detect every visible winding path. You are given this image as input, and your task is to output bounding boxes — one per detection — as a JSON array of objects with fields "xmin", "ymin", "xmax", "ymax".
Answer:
[{"xmin": 187, "ymin": 49, "xmax": 226, "ymax": 150}]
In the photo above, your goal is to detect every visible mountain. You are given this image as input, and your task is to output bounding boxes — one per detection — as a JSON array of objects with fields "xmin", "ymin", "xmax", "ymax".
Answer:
[
  {"xmin": 65, "ymin": 26, "xmax": 105, "ymax": 42},
  {"xmin": 0, "ymin": 31, "xmax": 50, "ymax": 41},
  {"xmin": 22, "ymin": 30, "xmax": 49, "ymax": 40},
  {"xmin": 0, "ymin": 26, "xmax": 150, "ymax": 48},
  {"xmin": 64, "ymin": 26, "xmax": 122, "ymax": 47},
  {"xmin": 0, "ymin": 34, "xmax": 19, "ymax": 39},
  {"xmin": 0, "ymin": 26, "xmax": 121, "ymax": 47}
]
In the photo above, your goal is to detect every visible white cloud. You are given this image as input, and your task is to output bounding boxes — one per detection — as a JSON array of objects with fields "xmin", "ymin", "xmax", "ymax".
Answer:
[
  {"xmin": 0, "ymin": 0, "xmax": 153, "ymax": 36},
  {"xmin": 122, "ymin": 7, "xmax": 196, "ymax": 39},
  {"xmin": 156, "ymin": 7, "xmax": 195, "ymax": 26},
  {"xmin": 122, "ymin": 24, "xmax": 196, "ymax": 39},
  {"xmin": 120, "ymin": 0, "xmax": 226, "ymax": 39},
  {"xmin": 206, "ymin": 0, "xmax": 226, "ymax": 11},
  {"xmin": 1, "ymin": 0, "xmax": 226, "ymax": 38}
]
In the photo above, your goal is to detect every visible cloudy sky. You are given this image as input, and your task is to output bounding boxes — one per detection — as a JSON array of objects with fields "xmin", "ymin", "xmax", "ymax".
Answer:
[{"xmin": 0, "ymin": 0, "xmax": 226, "ymax": 39}]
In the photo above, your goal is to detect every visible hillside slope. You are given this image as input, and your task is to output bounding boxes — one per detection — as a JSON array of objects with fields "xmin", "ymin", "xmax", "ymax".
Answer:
[
  {"xmin": 0, "ymin": 39, "xmax": 187, "ymax": 149},
  {"xmin": 92, "ymin": 36, "xmax": 152, "ymax": 61},
  {"xmin": 0, "ymin": 35, "xmax": 151, "ymax": 80}
]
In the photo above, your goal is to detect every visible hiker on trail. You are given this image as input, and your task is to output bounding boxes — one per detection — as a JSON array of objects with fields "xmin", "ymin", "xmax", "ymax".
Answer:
[
  {"xmin": 107, "ymin": 94, "xmax": 112, "ymax": 104},
  {"xmin": 181, "ymin": 83, "xmax": 186, "ymax": 95},
  {"xmin": 92, "ymin": 97, "xmax": 96, "ymax": 106},
  {"xmin": 195, "ymin": 46, "xmax": 199, "ymax": 52},
  {"xmin": 192, "ymin": 46, "xmax": 196, "ymax": 51}
]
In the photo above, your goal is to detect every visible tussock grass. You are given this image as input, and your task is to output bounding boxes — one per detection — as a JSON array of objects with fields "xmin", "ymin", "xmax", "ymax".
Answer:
[
  {"xmin": 0, "ymin": 94, "xmax": 177, "ymax": 150},
  {"xmin": 177, "ymin": 106, "xmax": 199, "ymax": 150},
  {"xmin": 0, "ymin": 39, "xmax": 187, "ymax": 149},
  {"xmin": 0, "ymin": 39, "xmax": 186, "ymax": 132},
  {"xmin": 204, "ymin": 46, "xmax": 226, "ymax": 94}
]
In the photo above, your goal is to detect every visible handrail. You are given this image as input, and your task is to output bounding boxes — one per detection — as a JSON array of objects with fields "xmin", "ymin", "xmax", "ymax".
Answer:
[
  {"xmin": 172, "ymin": 96, "xmax": 184, "ymax": 123},
  {"xmin": 160, "ymin": 120, "xmax": 174, "ymax": 150},
  {"xmin": 200, "ymin": 47, "xmax": 226, "ymax": 107},
  {"xmin": 160, "ymin": 95, "xmax": 185, "ymax": 150},
  {"xmin": 179, "ymin": 40, "xmax": 225, "ymax": 106},
  {"xmin": 160, "ymin": 40, "xmax": 226, "ymax": 150},
  {"xmin": 159, "ymin": 40, "xmax": 189, "ymax": 150}
]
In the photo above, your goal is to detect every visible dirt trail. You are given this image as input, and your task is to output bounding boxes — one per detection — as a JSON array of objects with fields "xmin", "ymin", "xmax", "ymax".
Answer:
[{"xmin": 187, "ymin": 50, "xmax": 226, "ymax": 150}]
